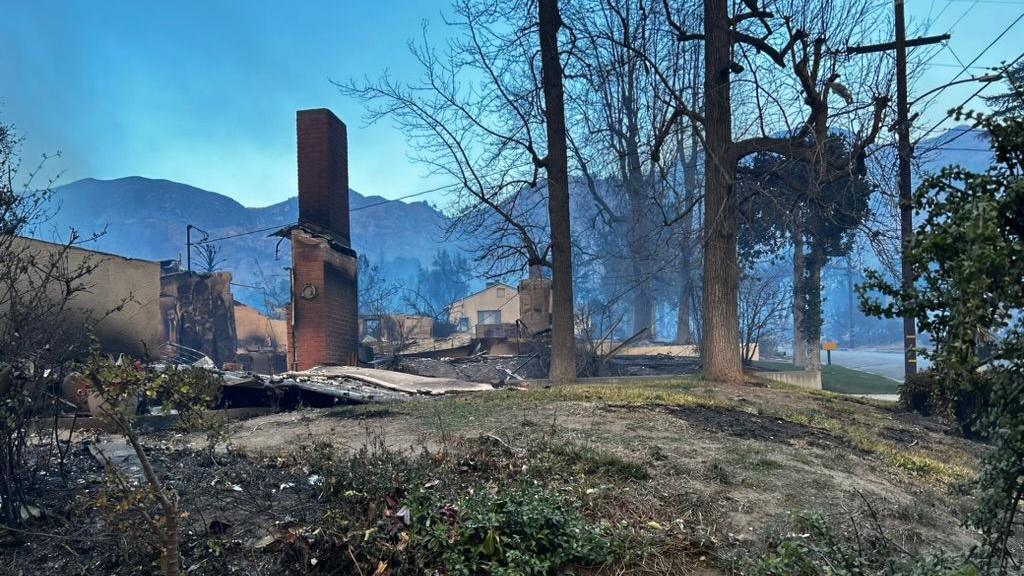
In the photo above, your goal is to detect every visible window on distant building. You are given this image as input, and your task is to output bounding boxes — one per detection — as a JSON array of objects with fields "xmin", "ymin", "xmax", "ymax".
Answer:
[
  {"xmin": 496, "ymin": 287, "xmax": 506, "ymax": 298},
  {"xmin": 458, "ymin": 317, "xmax": 469, "ymax": 332},
  {"xmin": 478, "ymin": 310, "xmax": 501, "ymax": 325}
]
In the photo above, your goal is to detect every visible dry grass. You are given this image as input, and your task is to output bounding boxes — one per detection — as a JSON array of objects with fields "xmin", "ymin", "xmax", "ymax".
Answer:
[{"xmin": 170, "ymin": 376, "xmax": 985, "ymax": 572}]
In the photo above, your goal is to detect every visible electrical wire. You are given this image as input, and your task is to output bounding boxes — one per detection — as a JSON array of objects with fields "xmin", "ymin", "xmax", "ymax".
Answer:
[
  {"xmin": 196, "ymin": 224, "xmax": 290, "ymax": 244},
  {"xmin": 916, "ymin": 50, "xmax": 1024, "ymax": 148},
  {"xmin": 914, "ymin": 10, "xmax": 1024, "ymax": 116}
]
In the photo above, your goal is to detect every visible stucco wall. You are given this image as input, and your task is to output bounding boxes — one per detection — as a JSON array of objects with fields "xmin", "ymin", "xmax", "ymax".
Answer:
[
  {"xmin": 235, "ymin": 303, "xmax": 287, "ymax": 352},
  {"xmin": 8, "ymin": 237, "xmax": 162, "ymax": 357},
  {"xmin": 449, "ymin": 284, "xmax": 520, "ymax": 332}
]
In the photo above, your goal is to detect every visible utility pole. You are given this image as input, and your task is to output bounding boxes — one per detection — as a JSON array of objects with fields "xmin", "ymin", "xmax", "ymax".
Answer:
[
  {"xmin": 847, "ymin": 1, "xmax": 948, "ymax": 380},
  {"xmin": 186, "ymin": 225, "xmax": 194, "ymax": 273},
  {"xmin": 894, "ymin": 0, "xmax": 918, "ymax": 379}
]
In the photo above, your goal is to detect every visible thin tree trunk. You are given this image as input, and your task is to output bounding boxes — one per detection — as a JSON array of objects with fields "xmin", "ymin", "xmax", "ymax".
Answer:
[
  {"xmin": 701, "ymin": 0, "xmax": 743, "ymax": 383},
  {"xmin": 125, "ymin": 429, "xmax": 180, "ymax": 576},
  {"xmin": 792, "ymin": 225, "xmax": 806, "ymax": 368},
  {"xmin": 675, "ymin": 145, "xmax": 698, "ymax": 345},
  {"xmin": 676, "ymin": 246, "xmax": 693, "ymax": 344},
  {"xmin": 623, "ymin": 77, "xmax": 655, "ymax": 340},
  {"xmin": 846, "ymin": 258, "xmax": 855, "ymax": 349},
  {"xmin": 538, "ymin": 0, "xmax": 575, "ymax": 383}
]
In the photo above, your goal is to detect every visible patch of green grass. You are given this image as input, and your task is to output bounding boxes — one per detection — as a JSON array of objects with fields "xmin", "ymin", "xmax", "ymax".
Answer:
[
  {"xmin": 532, "ymin": 441, "xmax": 651, "ymax": 482},
  {"xmin": 528, "ymin": 381, "xmax": 723, "ymax": 409},
  {"xmin": 750, "ymin": 361, "xmax": 901, "ymax": 395},
  {"xmin": 781, "ymin": 411, "xmax": 972, "ymax": 485},
  {"xmin": 820, "ymin": 365, "xmax": 901, "ymax": 395}
]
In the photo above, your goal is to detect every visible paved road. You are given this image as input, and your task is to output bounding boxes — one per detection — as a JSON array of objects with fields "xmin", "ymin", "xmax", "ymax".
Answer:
[{"xmin": 820, "ymin": 349, "xmax": 931, "ymax": 383}]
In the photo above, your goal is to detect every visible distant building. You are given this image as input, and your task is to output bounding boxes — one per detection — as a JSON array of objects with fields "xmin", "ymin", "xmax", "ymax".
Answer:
[
  {"xmin": 448, "ymin": 283, "xmax": 519, "ymax": 334},
  {"xmin": 359, "ymin": 314, "xmax": 433, "ymax": 356}
]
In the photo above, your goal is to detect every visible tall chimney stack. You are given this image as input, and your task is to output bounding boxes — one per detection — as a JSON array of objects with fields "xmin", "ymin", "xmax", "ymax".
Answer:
[
  {"xmin": 296, "ymin": 108, "xmax": 351, "ymax": 243},
  {"xmin": 287, "ymin": 109, "xmax": 359, "ymax": 371}
]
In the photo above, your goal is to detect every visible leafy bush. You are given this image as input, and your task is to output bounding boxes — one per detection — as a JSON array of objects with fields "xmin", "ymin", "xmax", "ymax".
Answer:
[
  {"xmin": 82, "ymin": 349, "xmax": 223, "ymax": 576},
  {"xmin": 900, "ymin": 371, "xmax": 942, "ymax": 416},
  {"xmin": 415, "ymin": 482, "xmax": 610, "ymax": 575},
  {"xmin": 859, "ymin": 111, "xmax": 1024, "ymax": 572},
  {"xmin": 302, "ymin": 436, "xmax": 616, "ymax": 575}
]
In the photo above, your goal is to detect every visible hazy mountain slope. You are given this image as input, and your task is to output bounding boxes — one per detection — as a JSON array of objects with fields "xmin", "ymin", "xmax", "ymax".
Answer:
[{"xmin": 34, "ymin": 176, "xmax": 463, "ymax": 307}]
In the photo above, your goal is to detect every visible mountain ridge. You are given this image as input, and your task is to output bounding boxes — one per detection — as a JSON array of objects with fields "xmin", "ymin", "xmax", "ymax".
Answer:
[{"xmin": 33, "ymin": 176, "xmax": 464, "ymax": 309}]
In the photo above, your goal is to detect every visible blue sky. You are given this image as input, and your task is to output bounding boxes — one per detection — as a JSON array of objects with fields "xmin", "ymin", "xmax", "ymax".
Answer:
[{"xmin": 2, "ymin": 0, "xmax": 1020, "ymax": 207}]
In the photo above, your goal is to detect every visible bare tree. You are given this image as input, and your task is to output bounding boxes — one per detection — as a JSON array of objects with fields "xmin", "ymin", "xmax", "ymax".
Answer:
[
  {"xmin": 565, "ymin": 0, "xmax": 704, "ymax": 343},
  {"xmin": 341, "ymin": 0, "xmax": 578, "ymax": 380},
  {"xmin": 641, "ymin": 0, "xmax": 892, "ymax": 381},
  {"xmin": 194, "ymin": 242, "xmax": 225, "ymax": 275},
  {"xmin": 738, "ymin": 268, "xmax": 789, "ymax": 365},
  {"xmin": 538, "ymin": 0, "xmax": 577, "ymax": 381},
  {"xmin": 357, "ymin": 254, "xmax": 401, "ymax": 318},
  {"xmin": 0, "ymin": 121, "xmax": 105, "ymax": 527}
]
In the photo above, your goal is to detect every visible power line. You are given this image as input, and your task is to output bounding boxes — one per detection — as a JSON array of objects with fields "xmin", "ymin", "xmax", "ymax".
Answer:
[
  {"xmin": 195, "ymin": 167, "xmax": 535, "ymax": 244},
  {"xmin": 197, "ymin": 224, "xmax": 291, "ymax": 244},
  {"xmin": 911, "ymin": 61, "xmax": 996, "ymax": 69},
  {"xmin": 928, "ymin": 146, "xmax": 992, "ymax": 151},
  {"xmin": 915, "ymin": 50, "xmax": 1024, "ymax": 148},
  {"xmin": 930, "ymin": 0, "xmax": 955, "ymax": 23},
  {"xmin": 946, "ymin": 0, "xmax": 979, "ymax": 31},
  {"xmin": 350, "ymin": 181, "xmax": 457, "ymax": 212},
  {"xmin": 915, "ymin": 10, "xmax": 1024, "ymax": 114},
  {"xmin": 195, "ymin": 186, "xmax": 452, "ymax": 245},
  {"xmin": 350, "ymin": 164, "xmax": 535, "ymax": 212}
]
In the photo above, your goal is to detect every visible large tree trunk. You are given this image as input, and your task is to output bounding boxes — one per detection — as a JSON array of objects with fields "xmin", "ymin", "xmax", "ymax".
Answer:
[
  {"xmin": 803, "ymin": 243, "xmax": 825, "ymax": 371},
  {"xmin": 700, "ymin": 0, "xmax": 743, "ymax": 383},
  {"xmin": 792, "ymin": 225, "xmax": 806, "ymax": 368},
  {"xmin": 538, "ymin": 0, "xmax": 576, "ymax": 383}
]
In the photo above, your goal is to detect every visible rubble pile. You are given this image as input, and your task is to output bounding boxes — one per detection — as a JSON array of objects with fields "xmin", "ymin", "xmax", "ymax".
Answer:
[
  {"xmin": 395, "ymin": 354, "xmax": 547, "ymax": 385},
  {"xmin": 220, "ymin": 364, "xmax": 495, "ymax": 407},
  {"xmin": 605, "ymin": 355, "xmax": 702, "ymax": 377}
]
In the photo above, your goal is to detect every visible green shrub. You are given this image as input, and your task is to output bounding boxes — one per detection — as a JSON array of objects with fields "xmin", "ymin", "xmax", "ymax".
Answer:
[
  {"xmin": 751, "ymin": 513, "xmax": 980, "ymax": 576},
  {"xmin": 900, "ymin": 371, "xmax": 941, "ymax": 416},
  {"xmin": 302, "ymin": 438, "xmax": 616, "ymax": 575},
  {"xmin": 414, "ymin": 482, "xmax": 610, "ymax": 575}
]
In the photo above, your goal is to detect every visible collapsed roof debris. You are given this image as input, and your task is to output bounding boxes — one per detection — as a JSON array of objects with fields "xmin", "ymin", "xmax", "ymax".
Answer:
[{"xmin": 217, "ymin": 364, "xmax": 495, "ymax": 409}]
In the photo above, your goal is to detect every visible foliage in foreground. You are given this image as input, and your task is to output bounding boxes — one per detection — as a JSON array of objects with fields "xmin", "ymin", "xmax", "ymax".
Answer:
[
  {"xmin": 1, "ymin": 120, "xmax": 104, "ymax": 527},
  {"xmin": 305, "ymin": 437, "xmax": 615, "ymax": 575},
  {"xmin": 82, "ymin": 348, "xmax": 223, "ymax": 576},
  {"xmin": 860, "ymin": 111, "xmax": 1024, "ymax": 573}
]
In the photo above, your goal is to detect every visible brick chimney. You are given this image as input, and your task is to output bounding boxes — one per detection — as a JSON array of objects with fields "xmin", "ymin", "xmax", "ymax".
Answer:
[
  {"xmin": 296, "ymin": 109, "xmax": 351, "ymax": 243},
  {"xmin": 287, "ymin": 109, "xmax": 359, "ymax": 371}
]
